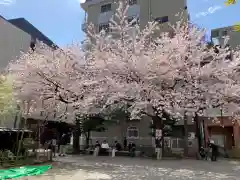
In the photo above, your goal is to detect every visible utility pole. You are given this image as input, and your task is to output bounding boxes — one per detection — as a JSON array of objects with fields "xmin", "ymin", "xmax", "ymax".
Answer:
[
  {"xmin": 73, "ymin": 113, "xmax": 81, "ymax": 154},
  {"xmin": 194, "ymin": 112, "xmax": 201, "ymax": 152},
  {"xmin": 183, "ymin": 111, "xmax": 188, "ymax": 157}
]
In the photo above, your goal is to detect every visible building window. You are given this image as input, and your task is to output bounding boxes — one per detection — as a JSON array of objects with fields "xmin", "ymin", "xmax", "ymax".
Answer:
[
  {"xmin": 127, "ymin": 17, "xmax": 139, "ymax": 26},
  {"xmin": 154, "ymin": 16, "xmax": 168, "ymax": 24},
  {"xmin": 99, "ymin": 23, "xmax": 110, "ymax": 32},
  {"xmin": 101, "ymin": 3, "xmax": 111, "ymax": 13},
  {"xmin": 211, "ymin": 30, "xmax": 220, "ymax": 37},
  {"xmin": 129, "ymin": 0, "xmax": 137, "ymax": 5},
  {"xmin": 127, "ymin": 126, "xmax": 139, "ymax": 139},
  {"xmin": 222, "ymin": 30, "xmax": 228, "ymax": 36},
  {"xmin": 212, "ymin": 38, "xmax": 220, "ymax": 45}
]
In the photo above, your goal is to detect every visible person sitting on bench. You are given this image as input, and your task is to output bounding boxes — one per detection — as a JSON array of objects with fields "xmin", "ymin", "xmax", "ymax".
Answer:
[
  {"xmin": 115, "ymin": 141, "xmax": 122, "ymax": 151},
  {"xmin": 93, "ymin": 141, "xmax": 101, "ymax": 156},
  {"xmin": 128, "ymin": 142, "xmax": 136, "ymax": 157},
  {"xmin": 101, "ymin": 140, "xmax": 109, "ymax": 152}
]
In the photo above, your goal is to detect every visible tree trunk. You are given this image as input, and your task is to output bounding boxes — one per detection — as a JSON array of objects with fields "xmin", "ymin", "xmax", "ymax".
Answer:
[
  {"xmin": 161, "ymin": 117, "xmax": 164, "ymax": 158},
  {"xmin": 86, "ymin": 131, "xmax": 90, "ymax": 148},
  {"xmin": 194, "ymin": 113, "xmax": 201, "ymax": 152},
  {"xmin": 183, "ymin": 111, "xmax": 188, "ymax": 157},
  {"xmin": 14, "ymin": 114, "xmax": 18, "ymax": 128},
  {"xmin": 73, "ymin": 117, "xmax": 80, "ymax": 154}
]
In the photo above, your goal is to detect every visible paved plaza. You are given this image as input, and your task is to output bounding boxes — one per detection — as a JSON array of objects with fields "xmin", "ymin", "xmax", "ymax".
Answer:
[{"xmin": 22, "ymin": 156, "xmax": 240, "ymax": 180}]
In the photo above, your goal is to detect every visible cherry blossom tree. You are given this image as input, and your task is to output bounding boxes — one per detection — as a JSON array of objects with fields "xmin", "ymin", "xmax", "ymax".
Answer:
[
  {"xmin": 86, "ymin": 1, "xmax": 240, "ymax": 154},
  {"xmin": 8, "ymin": 43, "xmax": 107, "ymax": 120},
  {"xmin": 0, "ymin": 75, "xmax": 17, "ymax": 126},
  {"xmin": 81, "ymin": 1, "xmax": 240, "ymax": 155},
  {"xmin": 7, "ymin": 0, "xmax": 240, "ymax": 154},
  {"xmin": 6, "ymin": 43, "xmax": 102, "ymax": 151},
  {"xmin": 8, "ymin": 40, "xmax": 126, "ymax": 152},
  {"xmin": 82, "ymin": 2, "xmax": 240, "ymax": 119}
]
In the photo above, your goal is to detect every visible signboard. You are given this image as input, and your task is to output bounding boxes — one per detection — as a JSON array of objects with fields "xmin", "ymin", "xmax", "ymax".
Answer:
[
  {"xmin": 188, "ymin": 132, "xmax": 195, "ymax": 140},
  {"xmin": 155, "ymin": 129, "xmax": 162, "ymax": 138}
]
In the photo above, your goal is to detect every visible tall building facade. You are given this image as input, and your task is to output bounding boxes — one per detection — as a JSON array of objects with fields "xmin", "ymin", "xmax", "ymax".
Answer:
[
  {"xmin": 0, "ymin": 15, "xmax": 57, "ymax": 129},
  {"xmin": 81, "ymin": 0, "xmax": 188, "ymax": 33},
  {"xmin": 0, "ymin": 16, "xmax": 57, "ymax": 71},
  {"xmin": 211, "ymin": 26, "xmax": 240, "ymax": 48},
  {"xmin": 0, "ymin": 16, "xmax": 31, "ymax": 70}
]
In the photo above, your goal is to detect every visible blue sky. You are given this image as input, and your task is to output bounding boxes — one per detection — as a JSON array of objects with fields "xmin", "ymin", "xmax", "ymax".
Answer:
[{"xmin": 0, "ymin": 0, "xmax": 239, "ymax": 46}]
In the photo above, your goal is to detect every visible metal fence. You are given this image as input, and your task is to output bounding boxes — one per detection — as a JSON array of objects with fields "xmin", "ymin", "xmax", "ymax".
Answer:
[{"xmin": 164, "ymin": 137, "xmax": 184, "ymax": 149}]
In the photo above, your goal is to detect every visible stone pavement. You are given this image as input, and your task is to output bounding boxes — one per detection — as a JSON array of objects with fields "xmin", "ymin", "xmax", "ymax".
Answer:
[{"xmin": 21, "ymin": 155, "xmax": 240, "ymax": 180}]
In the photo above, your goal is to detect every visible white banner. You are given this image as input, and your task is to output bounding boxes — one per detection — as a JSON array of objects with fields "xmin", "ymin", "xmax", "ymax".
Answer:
[{"xmin": 155, "ymin": 129, "xmax": 162, "ymax": 138}]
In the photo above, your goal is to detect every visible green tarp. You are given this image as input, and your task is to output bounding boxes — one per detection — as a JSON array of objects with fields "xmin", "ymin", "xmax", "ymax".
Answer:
[{"xmin": 0, "ymin": 165, "xmax": 52, "ymax": 179}]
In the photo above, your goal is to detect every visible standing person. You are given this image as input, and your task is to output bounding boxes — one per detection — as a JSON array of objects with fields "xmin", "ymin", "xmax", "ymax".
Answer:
[
  {"xmin": 209, "ymin": 140, "xmax": 218, "ymax": 161},
  {"xmin": 51, "ymin": 137, "xmax": 57, "ymax": 157},
  {"xmin": 155, "ymin": 137, "xmax": 162, "ymax": 160},
  {"xmin": 59, "ymin": 133, "xmax": 68, "ymax": 156},
  {"xmin": 93, "ymin": 141, "xmax": 101, "ymax": 156}
]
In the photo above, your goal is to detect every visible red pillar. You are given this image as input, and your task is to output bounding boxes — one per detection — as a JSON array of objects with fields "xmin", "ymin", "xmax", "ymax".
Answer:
[{"xmin": 203, "ymin": 120, "xmax": 210, "ymax": 146}]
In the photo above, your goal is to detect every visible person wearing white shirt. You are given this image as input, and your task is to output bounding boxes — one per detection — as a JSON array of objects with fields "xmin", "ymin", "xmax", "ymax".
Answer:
[
  {"xmin": 51, "ymin": 138, "xmax": 57, "ymax": 157},
  {"xmin": 101, "ymin": 140, "xmax": 109, "ymax": 149}
]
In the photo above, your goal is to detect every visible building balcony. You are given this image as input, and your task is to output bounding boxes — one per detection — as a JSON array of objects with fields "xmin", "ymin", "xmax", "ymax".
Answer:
[{"xmin": 81, "ymin": 0, "xmax": 105, "ymax": 11}]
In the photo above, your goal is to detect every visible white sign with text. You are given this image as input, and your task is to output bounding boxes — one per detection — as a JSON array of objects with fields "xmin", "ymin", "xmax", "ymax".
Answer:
[{"xmin": 155, "ymin": 129, "xmax": 162, "ymax": 138}]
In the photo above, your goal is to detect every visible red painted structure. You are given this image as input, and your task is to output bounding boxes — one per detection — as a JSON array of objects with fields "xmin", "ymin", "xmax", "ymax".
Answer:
[{"xmin": 203, "ymin": 117, "xmax": 240, "ymax": 149}]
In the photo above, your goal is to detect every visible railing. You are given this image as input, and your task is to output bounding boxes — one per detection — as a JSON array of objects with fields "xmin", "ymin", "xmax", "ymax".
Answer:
[{"xmin": 164, "ymin": 137, "xmax": 184, "ymax": 150}]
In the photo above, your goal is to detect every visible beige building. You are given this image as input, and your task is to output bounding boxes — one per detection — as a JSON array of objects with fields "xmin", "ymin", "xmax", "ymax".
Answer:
[
  {"xmin": 211, "ymin": 26, "xmax": 240, "ymax": 48},
  {"xmin": 0, "ymin": 16, "xmax": 32, "ymax": 71},
  {"xmin": 81, "ymin": 0, "xmax": 188, "ymax": 33}
]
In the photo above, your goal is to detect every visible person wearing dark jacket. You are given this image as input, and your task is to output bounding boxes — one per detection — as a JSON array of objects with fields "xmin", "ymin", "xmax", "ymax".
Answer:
[
  {"xmin": 128, "ymin": 142, "xmax": 136, "ymax": 157},
  {"xmin": 95, "ymin": 141, "xmax": 101, "ymax": 148},
  {"xmin": 59, "ymin": 133, "xmax": 68, "ymax": 156},
  {"xmin": 93, "ymin": 141, "xmax": 101, "ymax": 156},
  {"xmin": 155, "ymin": 138, "xmax": 162, "ymax": 160},
  {"xmin": 115, "ymin": 141, "xmax": 122, "ymax": 151},
  {"xmin": 208, "ymin": 140, "xmax": 218, "ymax": 161}
]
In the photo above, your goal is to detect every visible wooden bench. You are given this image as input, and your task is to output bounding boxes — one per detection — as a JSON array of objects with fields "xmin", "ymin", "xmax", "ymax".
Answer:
[
  {"xmin": 86, "ymin": 149, "xmax": 141, "ymax": 157},
  {"xmin": 115, "ymin": 151, "xmax": 131, "ymax": 156}
]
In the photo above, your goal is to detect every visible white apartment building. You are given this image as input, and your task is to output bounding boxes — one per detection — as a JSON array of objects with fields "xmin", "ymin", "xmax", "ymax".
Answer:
[
  {"xmin": 80, "ymin": 0, "xmax": 188, "ymax": 33},
  {"xmin": 211, "ymin": 26, "xmax": 240, "ymax": 48}
]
